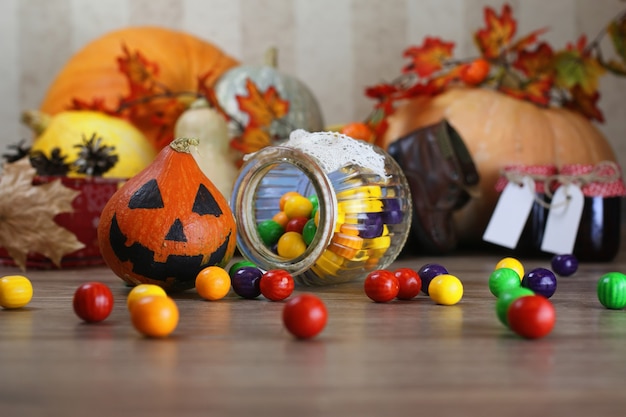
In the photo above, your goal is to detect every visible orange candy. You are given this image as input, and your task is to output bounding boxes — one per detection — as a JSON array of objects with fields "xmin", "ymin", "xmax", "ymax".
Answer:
[
  {"xmin": 272, "ymin": 211, "xmax": 289, "ymax": 228},
  {"xmin": 130, "ymin": 295, "xmax": 179, "ymax": 338},
  {"xmin": 196, "ymin": 266, "xmax": 231, "ymax": 301}
]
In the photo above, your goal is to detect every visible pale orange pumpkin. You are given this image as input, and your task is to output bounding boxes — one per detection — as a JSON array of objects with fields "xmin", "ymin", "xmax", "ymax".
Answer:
[
  {"xmin": 380, "ymin": 88, "xmax": 618, "ymax": 242},
  {"xmin": 39, "ymin": 26, "xmax": 239, "ymax": 150}
]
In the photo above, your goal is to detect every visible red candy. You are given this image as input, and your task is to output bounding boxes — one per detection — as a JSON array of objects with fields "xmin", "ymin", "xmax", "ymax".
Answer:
[
  {"xmin": 73, "ymin": 282, "xmax": 114, "ymax": 323},
  {"xmin": 507, "ymin": 295, "xmax": 556, "ymax": 339},
  {"xmin": 285, "ymin": 216, "xmax": 309, "ymax": 234},
  {"xmin": 364, "ymin": 270, "xmax": 399, "ymax": 302},
  {"xmin": 260, "ymin": 269, "xmax": 295, "ymax": 301},
  {"xmin": 393, "ymin": 268, "xmax": 422, "ymax": 300},
  {"xmin": 282, "ymin": 294, "xmax": 328, "ymax": 339}
]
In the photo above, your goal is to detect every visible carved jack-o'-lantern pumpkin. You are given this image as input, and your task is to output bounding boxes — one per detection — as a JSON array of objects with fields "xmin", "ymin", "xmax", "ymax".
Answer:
[{"xmin": 97, "ymin": 137, "xmax": 237, "ymax": 292}]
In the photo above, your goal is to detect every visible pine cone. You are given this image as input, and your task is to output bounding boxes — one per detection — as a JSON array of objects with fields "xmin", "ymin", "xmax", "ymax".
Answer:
[{"xmin": 73, "ymin": 133, "xmax": 119, "ymax": 177}]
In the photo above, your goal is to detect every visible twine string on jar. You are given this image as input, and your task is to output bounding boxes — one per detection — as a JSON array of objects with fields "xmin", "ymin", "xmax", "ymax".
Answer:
[{"xmin": 501, "ymin": 161, "xmax": 621, "ymax": 209}]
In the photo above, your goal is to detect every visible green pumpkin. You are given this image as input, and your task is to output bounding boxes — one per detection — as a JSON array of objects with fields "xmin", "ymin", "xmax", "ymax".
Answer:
[{"xmin": 214, "ymin": 48, "xmax": 324, "ymax": 141}]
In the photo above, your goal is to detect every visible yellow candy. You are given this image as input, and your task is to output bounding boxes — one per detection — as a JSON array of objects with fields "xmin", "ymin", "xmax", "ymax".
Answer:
[
  {"xmin": 279, "ymin": 191, "xmax": 301, "ymax": 211},
  {"xmin": 337, "ymin": 199, "xmax": 383, "ymax": 214},
  {"xmin": 336, "ymin": 185, "xmax": 383, "ymax": 200},
  {"xmin": 362, "ymin": 235, "xmax": 391, "ymax": 250},
  {"xmin": 0, "ymin": 275, "xmax": 33, "ymax": 309},
  {"xmin": 315, "ymin": 255, "xmax": 342, "ymax": 275},
  {"xmin": 495, "ymin": 257, "xmax": 524, "ymax": 280},
  {"xmin": 284, "ymin": 195, "xmax": 313, "ymax": 219},
  {"xmin": 127, "ymin": 284, "xmax": 167, "ymax": 311},
  {"xmin": 428, "ymin": 274, "xmax": 464, "ymax": 306},
  {"xmin": 277, "ymin": 231, "xmax": 307, "ymax": 258}
]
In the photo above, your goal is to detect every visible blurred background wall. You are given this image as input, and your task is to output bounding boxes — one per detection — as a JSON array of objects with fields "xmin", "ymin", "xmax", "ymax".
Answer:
[{"xmin": 1, "ymin": 0, "xmax": 625, "ymax": 174}]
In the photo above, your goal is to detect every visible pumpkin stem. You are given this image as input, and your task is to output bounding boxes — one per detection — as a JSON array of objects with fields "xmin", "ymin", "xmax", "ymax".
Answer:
[
  {"xmin": 264, "ymin": 47, "xmax": 278, "ymax": 68},
  {"xmin": 21, "ymin": 110, "xmax": 52, "ymax": 136},
  {"xmin": 170, "ymin": 137, "xmax": 200, "ymax": 153}
]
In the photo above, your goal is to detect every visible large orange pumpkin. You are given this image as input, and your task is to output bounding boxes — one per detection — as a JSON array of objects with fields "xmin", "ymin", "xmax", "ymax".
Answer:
[
  {"xmin": 97, "ymin": 137, "xmax": 237, "ymax": 292},
  {"xmin": 380, "ymin": 88, "xmax": 618, "ymax": 242},
  {"xmin": 39, "ymin": 26, "xmax": 239, "ymax": 150}
]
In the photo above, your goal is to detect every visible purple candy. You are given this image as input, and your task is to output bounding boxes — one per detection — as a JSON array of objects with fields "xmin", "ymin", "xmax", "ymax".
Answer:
[
  {"xmin": 360, "ymin": 213, "xmax": 384, "ymax": 238},
  {"xmin": 551, "ymin": 254, "xmax": 578, "ymax": 277},
  {"xmin": 231, "ymin": 266, "xmax": 263, "ymax": 299},
  {"xmin": 418, "ymin": 263, "xmax": 448, "ymax": 295},
  {"xmin": 522, "ymin": 267, "xmax": 557, "ymax": 298},
  {"xmin": 382, "ymin": 199, "xmax": 404, "ymax": 224},
  {"xmin": 383, "ymin": 198, "xmax": 401, "ymax": 211},
  {"xmin": 382, "ymin": 210, "xmax": 403, "ymax": 225}
]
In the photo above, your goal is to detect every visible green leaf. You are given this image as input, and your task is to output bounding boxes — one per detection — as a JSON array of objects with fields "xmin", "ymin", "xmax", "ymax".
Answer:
[
  {"xmin": 607, "ymin": 18, "xmax": 626, "ymax": 62},
  {"xmin": 553, "ymin": 50, "xmax": 605, "ymax": 95}
]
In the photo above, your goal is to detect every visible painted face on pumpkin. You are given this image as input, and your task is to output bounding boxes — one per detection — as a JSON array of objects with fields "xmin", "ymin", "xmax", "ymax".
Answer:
[{"xmin": 108, "ymin": 178, "xmax": 232, "ymax": 286}]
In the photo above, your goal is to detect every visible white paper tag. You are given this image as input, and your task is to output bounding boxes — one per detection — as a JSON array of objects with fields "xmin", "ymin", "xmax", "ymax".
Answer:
[
  {"xmin": 540, "ymin": 184, "xmax": 584, "ymax": 255},
  {"xmin": 483, "ymin": 177, "xmax": 536, "ymax": 249}
]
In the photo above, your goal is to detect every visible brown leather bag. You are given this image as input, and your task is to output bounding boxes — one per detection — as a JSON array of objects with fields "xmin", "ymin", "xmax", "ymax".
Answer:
[{"xmin": 387, "ymin": 120, "xmax": 479, "ymax": 254}]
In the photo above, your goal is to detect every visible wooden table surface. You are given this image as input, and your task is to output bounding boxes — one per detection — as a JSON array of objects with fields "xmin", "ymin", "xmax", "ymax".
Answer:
[{"xmin": 2, "ymin": 241, "xmax": 626, "ymax": 417}]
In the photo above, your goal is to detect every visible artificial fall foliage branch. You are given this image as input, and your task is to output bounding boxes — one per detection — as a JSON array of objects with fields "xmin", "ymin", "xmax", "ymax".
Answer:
[
  {"xmin": 0, "ymin": 159, "xmax": 85, "ymax": 270},
  {"xmin": 364, "ymin": 3, "xmax": 626, "ymax": 140}
]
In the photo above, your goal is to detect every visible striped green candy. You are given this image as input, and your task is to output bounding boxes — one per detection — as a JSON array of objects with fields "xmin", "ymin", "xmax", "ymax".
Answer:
[{"xmin": 597, "ymin": 272, "xmax": 626, "ymax": 310}]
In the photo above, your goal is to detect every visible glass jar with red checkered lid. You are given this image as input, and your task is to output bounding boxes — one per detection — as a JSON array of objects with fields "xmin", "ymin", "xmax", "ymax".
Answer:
[
  {"xmin": 493, "ymin": 164, "xmax": 558, "ymax": 257},
  {"xmin": 558, "ymin": 162, "xmax": 625, "ymax": 262}
]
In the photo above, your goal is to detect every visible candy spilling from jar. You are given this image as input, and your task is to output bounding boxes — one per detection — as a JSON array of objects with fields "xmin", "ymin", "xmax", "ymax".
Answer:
[{"xmin": 255, "ymin": 180, "xmax": 406, "ymax": 280}]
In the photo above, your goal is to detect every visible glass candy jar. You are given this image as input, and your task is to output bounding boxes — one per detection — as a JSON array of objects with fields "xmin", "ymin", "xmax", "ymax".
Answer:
[{"xmin": 231, "ymin": 130, "xmax": 412, "ymax": 286}]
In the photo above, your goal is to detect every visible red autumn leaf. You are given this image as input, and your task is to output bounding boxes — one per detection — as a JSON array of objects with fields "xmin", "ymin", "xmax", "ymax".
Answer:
[
  {"xmin": 566, "ymin": 34, "xmax": 588, "ymax": 53},
  {"xmin": 402, "ymin": 37, "xmax": 455, "ymax": 78},
  {"xmin": 513, "ymin": 42, "xmax": 555, "ymax": 78},
  {"xmin": 236, "ymin": 79, "xmax": 290, "ymax": 127},
  {"xmin": 365, "ymin": 83, "xmax": 399, "ymax": 100},
  {"xmin": 564, "ymin": 86, "xmax": 604, "ymax": 122},
  {"xmin": 474, "ymin": 4, "xmax": 517, "ymax": 59}
]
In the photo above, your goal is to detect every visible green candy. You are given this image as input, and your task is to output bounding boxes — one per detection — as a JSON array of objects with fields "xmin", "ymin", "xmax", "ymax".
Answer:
[
  {"xmin": 489, "ymin": 267, "xmax": 521, "ymax": 298},
  {"xmin": 228, "ymin": 260, "xmax": 257, "ymax": 278},
  {"xmin": 597, "ymin": 272, "xmax": 626, "ymax": 310},
  {"xmin": 256, "ymin": 219, "xmax": 284, "ymax": 246},
  {"xmin": 496, "ymin": 287, "xmax": 535, "ymax": 327},
  {"xmin": 302, "ymin": 218, "xmax": 317, "ymax": 246}
]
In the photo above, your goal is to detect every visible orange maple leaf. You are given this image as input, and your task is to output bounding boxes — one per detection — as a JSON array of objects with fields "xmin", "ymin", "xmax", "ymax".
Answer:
[
  {"xmin": 510, "ymin": 28, "xmax": 548, "ymax": 53},
  {"xmin": 69, "ymin": 97, "xmax": 117, "ymax": 115},
  {"xmin": 500, "ymin": 77, "xmax": 552, "ymax": 106},
  {"xmin": 230, "ymin": 125, "xmax": 273, "ymax": 154},
  {"xmin": 402, "ymin": 37, "xmax": 455, "ymax": 78},
  {"xmin": 236, "ymin": 79, "xmax": 290, "ymax": 127},
  {"xmin": 117, "ymin": 44, "xmax": 162, "ymax": 99},
  {"xmin": 474, "ymin": 4, "xmax": 517, "ymax": 59}
]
